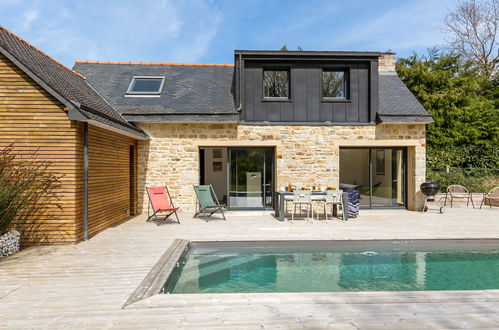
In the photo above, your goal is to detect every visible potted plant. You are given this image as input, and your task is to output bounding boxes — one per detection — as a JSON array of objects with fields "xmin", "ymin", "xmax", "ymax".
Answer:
[{"xmin": 0, "ymin": 145, "xmax": 61, "ymax": 258}]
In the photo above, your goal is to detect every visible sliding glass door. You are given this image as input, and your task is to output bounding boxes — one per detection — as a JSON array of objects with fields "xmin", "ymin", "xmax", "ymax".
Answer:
[
  {"xmin": 228, "ymin": 147, "xmax": 274, "ymax": 209},
  {"xmin": 340, "ymin": 148, "xmax": 406, "ymax": 208}
]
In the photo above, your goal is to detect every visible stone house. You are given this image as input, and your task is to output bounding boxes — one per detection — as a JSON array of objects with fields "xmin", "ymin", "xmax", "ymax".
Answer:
[
  {"xmin": 0, "ymin": 25, "xmax": 432, "ymax": 244},
  {"xmin": 75, "ymin": 51, "xmax": 433, "ymax": 213}
]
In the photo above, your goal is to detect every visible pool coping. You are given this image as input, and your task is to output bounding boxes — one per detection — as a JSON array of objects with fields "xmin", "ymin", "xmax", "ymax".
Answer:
[
  {"xmin": 123, "ymin": 239, "xmax": 189, "ymax": 307},
  {"xmin": 123, "ymin": 238, "xmax": 499, "ymax": 308}
]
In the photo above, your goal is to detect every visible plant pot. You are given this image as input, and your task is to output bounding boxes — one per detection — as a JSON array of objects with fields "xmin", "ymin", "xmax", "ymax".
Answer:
[{"xmin": 0, "ymin": 230, "xmax": 20, "ymax": 258}]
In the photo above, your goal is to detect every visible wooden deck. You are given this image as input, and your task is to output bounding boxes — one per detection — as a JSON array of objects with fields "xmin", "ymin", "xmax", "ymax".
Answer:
[{"xmin": 1, "ymin": 207, "xmax": 499, "ymax": 328}]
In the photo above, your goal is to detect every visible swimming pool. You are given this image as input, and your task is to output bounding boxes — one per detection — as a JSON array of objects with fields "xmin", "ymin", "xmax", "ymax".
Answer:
[{"xmin": 162, "ymin": 240, "xmax": 499, "ymax": 294}]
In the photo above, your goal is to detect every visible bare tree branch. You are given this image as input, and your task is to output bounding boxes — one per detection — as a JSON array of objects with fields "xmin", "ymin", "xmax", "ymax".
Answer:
[{"xmin": 445, "ymin": 0, "xmax": 499, "ymax": 78}]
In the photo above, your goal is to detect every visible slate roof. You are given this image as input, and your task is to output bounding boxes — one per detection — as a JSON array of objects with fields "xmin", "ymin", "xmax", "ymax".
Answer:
[
  {"xmin": 378, "ymin": 72, "xmax": 434, "ymax": 123},
  {"xmin": 72, "ymin": 61, "xmax": 238, "ymax": 122},
  {"xmin": 0, "ymin": 26, "xmax": 148, "ymax": 139},
  {"xmin": 73, "ymin": 59, "xmax": 432, "ymax": 125}
]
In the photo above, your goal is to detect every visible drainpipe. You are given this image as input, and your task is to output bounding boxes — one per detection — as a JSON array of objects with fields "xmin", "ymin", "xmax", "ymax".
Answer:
[
  {"xmin": 236, "ymin": 53, "xmax": 243, "ymax": 112},
  {"xmin": 83, "ymin": 122, "xmax": 89, "ymax": 241}
]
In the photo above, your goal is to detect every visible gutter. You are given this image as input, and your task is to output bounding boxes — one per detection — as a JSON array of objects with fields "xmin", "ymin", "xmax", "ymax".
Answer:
[
  {"xmin": 83, "ymin": 122, "xmax": 89, "ymax": 241},
  {"xmin": 236, "ymin": 53, "xmax": 243, "ymax": 112}
]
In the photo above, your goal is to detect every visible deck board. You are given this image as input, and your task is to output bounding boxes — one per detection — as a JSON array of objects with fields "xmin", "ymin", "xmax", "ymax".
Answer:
[{"xmin": 1, "ymin": 207, "xmax": 499, "ymax": 328}]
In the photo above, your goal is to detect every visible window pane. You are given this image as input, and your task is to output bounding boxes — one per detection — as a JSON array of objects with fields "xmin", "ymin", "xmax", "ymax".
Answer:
[
  {"xmin": 340, "ymin": 148, "xmax": 370, "ymax": 207},
  {"xmin": 130, "ymin": 78, "xmax": 163, "ymax": 93},
  {"xmin": 322, "ymin": 71, "xmax": 346, "ymax": 98},
  {"xmin": 263, "ymin": 70, "xmax": 289, "ymax": 98}
]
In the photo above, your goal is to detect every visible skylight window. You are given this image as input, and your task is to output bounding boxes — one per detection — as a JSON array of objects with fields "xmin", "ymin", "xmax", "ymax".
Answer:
[{"xmin": 127, "ymin": 76, "xmax": 165, "ymax": 95}]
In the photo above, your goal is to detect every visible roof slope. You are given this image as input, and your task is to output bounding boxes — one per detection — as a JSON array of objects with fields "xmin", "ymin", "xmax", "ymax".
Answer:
[
  {"xmin": 0, "ymin": 26, "xmax": 148, "ymax": 138},
  {"xmin": 73, "ymin": 61, "xmax": 238, "ymax": 122},
  {"xmin": 378, "ymin": 72, "xmax": 434, "ymax": 123}
]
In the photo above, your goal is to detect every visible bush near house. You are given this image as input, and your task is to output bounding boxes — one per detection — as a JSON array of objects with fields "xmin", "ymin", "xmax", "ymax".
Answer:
[{"xmin": 0, "ymin": 145, "xmax": 62, "ymax": 236}]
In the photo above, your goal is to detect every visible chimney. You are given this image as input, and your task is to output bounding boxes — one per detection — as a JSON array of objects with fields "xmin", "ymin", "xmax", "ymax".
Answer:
[{"xmin": 378, "ymin": 52, "xmax": 396, "ymax": 72}]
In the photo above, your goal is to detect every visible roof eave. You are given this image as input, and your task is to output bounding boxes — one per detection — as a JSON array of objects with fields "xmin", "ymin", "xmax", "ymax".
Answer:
[
  {"xmin": 377, "ymin": 114, "xmax": 435, "ymax": 124},
  {"xmin": 124, "ymin": 113, "xmax": 240, "ymax": 123},
  {"xmin": 234, "ymin": 50, "xmax": 383, "ymax": 57},
  {"xmin": 0, "ymin": 44, "xmax": 149, "ymax": 140},
  {"xmin": 0, "ymin": 44, "xmax": 82, "ymax": 115}
]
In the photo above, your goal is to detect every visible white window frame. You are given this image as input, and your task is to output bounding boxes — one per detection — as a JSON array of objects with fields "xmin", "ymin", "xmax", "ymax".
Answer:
[{"xmin": 126, "ymin": 76, "xmax": 165, "ymax": 95}]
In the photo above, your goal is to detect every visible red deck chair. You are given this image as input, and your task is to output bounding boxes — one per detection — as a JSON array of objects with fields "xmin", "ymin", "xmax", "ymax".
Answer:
[{"xmin": 146, "ymin": 186, "xmax": 180, "ymax": 224}]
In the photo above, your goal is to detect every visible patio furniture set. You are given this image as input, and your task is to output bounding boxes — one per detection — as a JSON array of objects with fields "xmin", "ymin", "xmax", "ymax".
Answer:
[
  {"xmin": 275, "ymin": 190, "xmax": 349, "ymax": 222},
  {"xmin": 143, "ymin": 183, "xmax": 498, "ymax": 225}
]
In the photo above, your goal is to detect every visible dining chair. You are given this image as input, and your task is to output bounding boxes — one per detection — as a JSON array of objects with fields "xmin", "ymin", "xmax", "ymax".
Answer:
[
  {"xmin": 291, "ymin": 190, "xmax": 313, "ymax": 220},
  {"xmin": 324, "ymin": 189, "xmax": 343, "ymax": 220}
]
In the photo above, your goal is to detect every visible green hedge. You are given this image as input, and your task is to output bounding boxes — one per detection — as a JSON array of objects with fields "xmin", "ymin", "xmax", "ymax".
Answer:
[{"xmin": 427, "ymin": 167, "xmax": 498, "ymax": 193}]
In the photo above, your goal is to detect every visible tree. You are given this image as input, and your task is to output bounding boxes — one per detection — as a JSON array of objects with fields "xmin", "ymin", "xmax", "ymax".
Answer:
[
  {"xmin": 396, "ymin": 51, "xmax": 498, "ymax": 149},
  {"xmin": 445, "ymin": 0, "xmax": 499, "ymax": 79}
]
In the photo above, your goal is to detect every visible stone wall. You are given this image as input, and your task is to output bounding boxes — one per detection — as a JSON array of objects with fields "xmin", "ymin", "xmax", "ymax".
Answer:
[
  {"xmin": 375, "ymin": 123, "xmax": 427, "ymax": 208},
  {"xmin": 378, "ymin": 53, "xmax": 396, "ymax": 72},
  {"xmin": 137, "ymin": 123, "xmax": 426, "ymax": 212}
]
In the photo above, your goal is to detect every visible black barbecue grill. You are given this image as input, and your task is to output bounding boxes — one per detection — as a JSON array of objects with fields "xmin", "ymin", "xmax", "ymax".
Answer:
[{"xmin": 420, "ymin": 181, "xmax": 444, "ymax": 213}]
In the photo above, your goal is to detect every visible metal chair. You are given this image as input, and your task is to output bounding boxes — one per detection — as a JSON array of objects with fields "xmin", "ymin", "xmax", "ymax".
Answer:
[
  {"xmin": 290, "ymin": 190, "xmax": 313, "ymax": 220},
  {"xmin": 324, "ymin": 189, "xmax": 343, "ymax": 220},
  {"xmin": 480, "ymin": 186, "xmax": 499, "ymax": 209},
  {"xmin": 444, "ymin": 185, "xmax": 474, "ymax": 208}
]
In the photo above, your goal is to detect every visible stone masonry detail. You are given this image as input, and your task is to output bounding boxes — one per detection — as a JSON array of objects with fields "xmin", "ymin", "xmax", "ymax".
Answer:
[{"xmin": 137, "ymin": 123, "xmax": 426, "ymax": 212}]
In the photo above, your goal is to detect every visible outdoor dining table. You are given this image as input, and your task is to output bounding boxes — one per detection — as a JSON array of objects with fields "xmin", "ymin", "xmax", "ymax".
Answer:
[{"xmin": 275, "ymin": 191, "xmax": 349, "ymax": 222}]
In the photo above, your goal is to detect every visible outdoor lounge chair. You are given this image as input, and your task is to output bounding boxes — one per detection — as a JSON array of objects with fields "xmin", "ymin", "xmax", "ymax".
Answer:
[
  {"xmin": 480, "ymin": 186, "xmax": 499, "ymax": 209},
  {"xmin": 444, "ymin": 184, "xmax": 474, "ymax": 208},
  {"xmin": 146, "ymin": 186, "xmax": 180, "ymax": 224},
  {"xmin": 193, "ymin": 185, "xmax": 226, "ymax": 221}
]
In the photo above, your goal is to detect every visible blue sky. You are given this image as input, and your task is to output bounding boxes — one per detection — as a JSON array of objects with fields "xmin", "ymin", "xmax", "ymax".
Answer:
[{"xmin": 0, "ymin": 0, "xmax": 459, "ymax": 67}]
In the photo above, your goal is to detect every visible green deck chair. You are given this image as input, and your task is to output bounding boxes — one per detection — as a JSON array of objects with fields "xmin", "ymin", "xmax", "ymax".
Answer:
[{"xmin": 193, "ymin": 185, "xmax": 226, "ymax": 222}]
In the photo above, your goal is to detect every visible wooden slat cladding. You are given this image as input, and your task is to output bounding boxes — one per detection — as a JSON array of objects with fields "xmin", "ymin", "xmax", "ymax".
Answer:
[
  {"xmin": 87, "ymin": 125, "xmax": 137, "ymax": 239},
  {"xmin": 1, "ymin": 53, "xmax": 139, "ymax": 244},
  {"xmin": 0, "ymin": 53, "xmax": 82, "ymax": 245}
]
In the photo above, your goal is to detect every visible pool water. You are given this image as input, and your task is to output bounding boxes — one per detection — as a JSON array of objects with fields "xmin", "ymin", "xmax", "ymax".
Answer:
[{"xmin": 163, "ymin": 243, "xmax": 499, "ymax": 294}]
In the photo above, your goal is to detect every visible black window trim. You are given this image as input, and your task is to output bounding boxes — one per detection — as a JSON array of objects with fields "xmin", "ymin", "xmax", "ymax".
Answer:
[
  {"xmin": 262, "ymin": 67, "xmax": 291, "ymax": 102},
  {"xmin": 126, "ymin": 76, "xmax": 165, "ymax": 95},
  {"xmin": 321, "ymin": 68, "xmax": 350, "ymax": 102}
]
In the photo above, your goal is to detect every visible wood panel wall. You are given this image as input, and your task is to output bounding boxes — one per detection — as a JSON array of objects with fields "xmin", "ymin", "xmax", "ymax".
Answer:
[
  {"xmin": 0, "ymin": 53, "xmax": 82, "ymax": 244},
  {"xmin": 0, "ymin": 53, "xmax": 139, "ymax": 244},
  {"xmin": 87, "ymin": 125, "xmax": 137, "ymax": 239}
]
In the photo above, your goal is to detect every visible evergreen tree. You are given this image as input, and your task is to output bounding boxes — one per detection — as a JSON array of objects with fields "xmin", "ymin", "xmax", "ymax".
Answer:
[{"xmin": 397, "ymin": 51, "xmax": 498, "ymax": 151}]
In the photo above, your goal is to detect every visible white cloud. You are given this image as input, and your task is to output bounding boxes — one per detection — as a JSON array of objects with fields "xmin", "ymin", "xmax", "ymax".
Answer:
[
  {"xmin": 163, "ymin": 1, "xmax": 223, "ymax": 62},
  {"xmin": 19, "ymin": 8, "xmax": 40, "ymax": 31},
  {"xmin": 1, "ymin": 0, "xmax": 223, "ymax": 65},
  {"xmin": 331, "ymin": 0, "xmax": 456, "ymax": 53}
]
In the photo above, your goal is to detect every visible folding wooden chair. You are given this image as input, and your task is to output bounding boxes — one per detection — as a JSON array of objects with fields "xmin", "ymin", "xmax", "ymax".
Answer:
[{"xmin": 146, "ymin": 186, "xmax": 180, "ymax": 225}]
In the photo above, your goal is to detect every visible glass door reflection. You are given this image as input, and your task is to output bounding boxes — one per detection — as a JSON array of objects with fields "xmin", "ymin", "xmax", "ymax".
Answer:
[
  {"xmin": 229, "ymin": 147, "xmax": 274, "ymax": 209},
  {"xmin": 340, "ymin": 147, "xmax": 406, "ymax": 208}
]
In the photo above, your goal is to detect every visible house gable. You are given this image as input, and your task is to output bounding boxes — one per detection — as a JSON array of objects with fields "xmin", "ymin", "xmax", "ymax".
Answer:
[{"xmin": 0, "ymin": 52, "xmax": 83, "ymax": 244}]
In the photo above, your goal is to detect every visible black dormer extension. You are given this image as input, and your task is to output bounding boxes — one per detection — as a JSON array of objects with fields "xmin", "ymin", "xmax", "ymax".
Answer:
[{"xmin": 234, "ymin": 50, "xmax": 381, "ymax": 125}]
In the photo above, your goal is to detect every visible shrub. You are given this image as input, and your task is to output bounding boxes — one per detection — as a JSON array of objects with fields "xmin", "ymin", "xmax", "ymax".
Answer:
[
  {"xmin": 0, "ymin": 145, "xmax": 62, "ymax": 235},
  {"xmin": 427, "ymin": 167, "xmax": 499, "ymax": 193}
]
